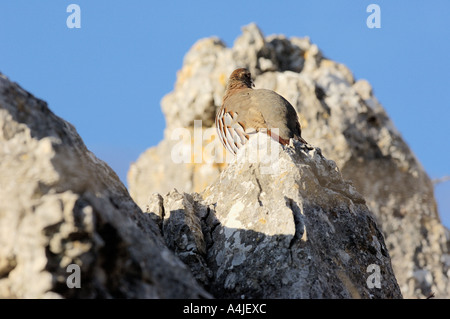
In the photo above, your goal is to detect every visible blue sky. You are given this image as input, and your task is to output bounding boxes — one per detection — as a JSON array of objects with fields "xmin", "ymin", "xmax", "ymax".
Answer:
[{"xmin": 1, "ymin": 1, "xmax": 449, "ymax": 227}]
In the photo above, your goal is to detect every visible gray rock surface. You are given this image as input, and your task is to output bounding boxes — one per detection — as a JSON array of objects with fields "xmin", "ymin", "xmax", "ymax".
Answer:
[
  {"xmin": 146, "ymin": 135, "xmax": 402, "ymax": 298},
  {"xmin": 0, "ymin": 73, "xmax": 209, "ymax": 298},
  {"xmin": 128, "ymin": 23, "xmax": 450, "ymax": 298}
]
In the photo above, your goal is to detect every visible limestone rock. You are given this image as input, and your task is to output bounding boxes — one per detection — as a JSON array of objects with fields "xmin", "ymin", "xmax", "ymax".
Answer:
[
  {"xmin": 147, "ymin": 135, "xmax": 402, "ymax": 298},
  {"xmin": 0, "ymin": 73, "xmax": 209, "ymax": 298},
  {"xmin": 128, "ymin": 23, "xmax": 450, "ymax": 298}
]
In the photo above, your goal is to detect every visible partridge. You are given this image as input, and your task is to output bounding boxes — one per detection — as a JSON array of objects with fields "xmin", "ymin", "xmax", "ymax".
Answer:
[{"xmin": 215, "ymin": 68, "xmax": 308, "ymax": 155}]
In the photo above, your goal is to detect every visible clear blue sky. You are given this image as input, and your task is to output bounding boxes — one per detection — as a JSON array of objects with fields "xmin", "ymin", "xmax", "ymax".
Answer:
[{"xmin": 1, "ymin": 1, "xmax": 449, "ymax": 227}]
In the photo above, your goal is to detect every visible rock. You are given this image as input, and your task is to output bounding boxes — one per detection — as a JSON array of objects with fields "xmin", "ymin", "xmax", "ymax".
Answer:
[
  {"xmin": 147, "ymin": 135, "xmax": 402, "ymax": 298},
  {"xmin": 0, "ymin": 73, "xmax": 209, "ymax": 298},
  {"xmin": 128, "ymin": 23, "xmax": 450, "ymax": 298},
  {"xmin": 150, "ymin": 189, "xmax": 212, "ymax": 287}
]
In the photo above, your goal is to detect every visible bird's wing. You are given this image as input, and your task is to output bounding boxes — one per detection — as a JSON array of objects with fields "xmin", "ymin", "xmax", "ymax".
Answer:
[
  {"xmin": 216, "ymin": 106, "xmax": 253, "ymax": 154},
  {"xmin": 249, "ymin": 89, "xmax": 302, "ymax": 140},
  {"xmin": 217, "ymin": 91, "xmax": 269, "ymax": 154}
]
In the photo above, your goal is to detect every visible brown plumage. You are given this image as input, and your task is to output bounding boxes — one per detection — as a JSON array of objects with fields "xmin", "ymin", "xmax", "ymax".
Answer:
[{"xmin": 215, "ymin": 68, "xmax": 307, "ymax": 155}]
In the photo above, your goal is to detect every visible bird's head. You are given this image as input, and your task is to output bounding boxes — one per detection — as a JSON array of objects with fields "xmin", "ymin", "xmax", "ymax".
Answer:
[{"xmin": 227, "ymin": 68, "xmax": 255, "ymax": 90}]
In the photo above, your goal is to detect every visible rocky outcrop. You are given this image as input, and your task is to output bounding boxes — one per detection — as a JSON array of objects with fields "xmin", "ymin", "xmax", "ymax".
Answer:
[
  {"xmin": 0, "ymin": 73, "xmax": 209, "ymax": 298},
  {"xmin": 128, "ymin": 24, "xmax": 450, "ymax": 298},
  {"xmin": 145, "ymin": 135, "xmax": 402, "ymax": 298},
  {"xmin": 0, "ymin": 69, "xmax": 402, "ymax": 299}
]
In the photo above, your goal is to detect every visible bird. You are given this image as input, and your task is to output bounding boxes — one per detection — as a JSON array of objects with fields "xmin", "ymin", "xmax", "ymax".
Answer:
[{"xmin": 215, "ymin": 68, "xmax": 308, "ymax": 155}]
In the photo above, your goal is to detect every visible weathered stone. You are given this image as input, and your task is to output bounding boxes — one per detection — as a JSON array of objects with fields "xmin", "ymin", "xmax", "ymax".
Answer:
[
  {"xmin": 0, "ymin": 73, "xmax": 209, "ymax": 298},
  {"xmin": 150, "ymin": 135, "xmax": 402, "ymax": 298}
]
